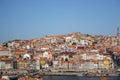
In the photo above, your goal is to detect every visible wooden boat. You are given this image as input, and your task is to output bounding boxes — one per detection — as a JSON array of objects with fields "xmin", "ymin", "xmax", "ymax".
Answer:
[{"xmin": 101, "ymin": 76, "xmax": 107, "ymax": 80}]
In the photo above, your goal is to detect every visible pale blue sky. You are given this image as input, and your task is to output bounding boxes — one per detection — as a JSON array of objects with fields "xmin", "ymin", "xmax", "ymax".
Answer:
[{"xmin": 0, "ymin": 0, "xmax": 120, "ymax": 43}]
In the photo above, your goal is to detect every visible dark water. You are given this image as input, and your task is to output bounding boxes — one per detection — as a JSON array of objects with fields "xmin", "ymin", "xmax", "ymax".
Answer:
[
  {"xmin": 9, "ymin": 76, "xmax": 120, "ymax": 80},
  {"xmin": 42, "ymin": 76, "xmax": 120, "ymax": 80}
]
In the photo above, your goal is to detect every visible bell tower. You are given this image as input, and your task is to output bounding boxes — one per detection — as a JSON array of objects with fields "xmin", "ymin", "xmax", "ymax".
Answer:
[
  {"xmin": 117, "ymin": 27, "xmax": 120, "ymax": 45},
  {"xmin": 117, "ymin": 27, "xmax": 120, "ymax": 36}
]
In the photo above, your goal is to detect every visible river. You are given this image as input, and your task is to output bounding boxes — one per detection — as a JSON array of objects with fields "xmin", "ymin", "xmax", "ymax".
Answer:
[{"xmin": 8, "ymin": 75, "xmax": 120, "ymax": 80}]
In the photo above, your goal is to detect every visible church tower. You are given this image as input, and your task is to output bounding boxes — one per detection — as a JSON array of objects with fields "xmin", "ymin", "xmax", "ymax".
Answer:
[
  {"xmin": 117, "ymin": 27, "xmax": 120, "ymax": 36},
  {"xmin": 117, "ymin": 27, "xmax": 120, "ymax": 45}
]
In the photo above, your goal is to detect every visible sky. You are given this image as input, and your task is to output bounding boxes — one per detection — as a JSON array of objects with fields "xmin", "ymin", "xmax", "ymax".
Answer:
[{"xmin": 0, "ymin": 0, "xmax": 120, "ymax": 43}]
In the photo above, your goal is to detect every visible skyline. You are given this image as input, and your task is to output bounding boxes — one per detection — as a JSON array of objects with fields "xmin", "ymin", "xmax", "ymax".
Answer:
[{"xmin": 0, "ymin": 0, "xmax": 120, "ymax": 43}]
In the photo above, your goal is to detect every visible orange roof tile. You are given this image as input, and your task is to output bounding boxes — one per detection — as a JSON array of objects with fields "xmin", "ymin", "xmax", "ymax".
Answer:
[
  {"xmin": 1, "ymin": 57, "xmax": 13, "ymax": 61},
  {"xmin": 35, "ymin": 50, "xmax": 43, "ymax": 53},
  {"xmin": 12, "ymin": 49, "xmax": 25, "ymax": 55},
  {"xmin": 68, "ymin": 45, "xmax": 76, "ymax": 49}
]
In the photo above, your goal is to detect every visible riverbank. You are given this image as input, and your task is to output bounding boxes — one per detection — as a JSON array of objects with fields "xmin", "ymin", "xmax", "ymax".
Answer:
[
  {"xmin": 42, "ymin": 76, "xmax": 120, "ymax": 80},
  {"xmin": 41, "ymin": 69, "xmax": 120, "ymax": 77},
  {"xmin": 38, "ymin": 72, "xmax": 120, "ymax": 77},
  {"xmin": 1, "ymin": 69, "xmax": 120, "ymax": 77},
  {"xmin": 37, "ymin": 69, "xmax": 120, "ymax": 77}
]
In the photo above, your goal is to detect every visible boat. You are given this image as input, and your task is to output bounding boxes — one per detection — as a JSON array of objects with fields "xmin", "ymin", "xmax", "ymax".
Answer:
[{"xmin": 101, "ymin": 74, "xmax": 110, "ymax": 80}]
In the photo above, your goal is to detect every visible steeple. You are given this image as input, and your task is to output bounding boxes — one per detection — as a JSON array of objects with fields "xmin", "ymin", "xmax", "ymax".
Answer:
[
  {"xmin": 117, "ymin": 27, "xmax": 120, "ymax": 45},
  {"xmin": 117, "ymin": 27, "xmax": 120, "ymax": 37}
]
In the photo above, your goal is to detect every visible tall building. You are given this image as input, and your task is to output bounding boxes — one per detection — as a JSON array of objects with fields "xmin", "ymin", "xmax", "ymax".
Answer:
[
  {"xmin": 117, "ymin": 27, "xmax": 120, "ymax": 36},
  {"xmin": 117, "ymin": 27, "xmax": 120, "ymax": 45}
]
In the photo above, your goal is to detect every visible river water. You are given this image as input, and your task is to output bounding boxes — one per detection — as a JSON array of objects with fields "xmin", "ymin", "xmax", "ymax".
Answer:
[
  {"xmin": 9, "ymin": 75, "xmax": 120, "ymax": 80},
  {"xmin": 42, "ymin": 76, "xmax": 120, "ymax": 80}
]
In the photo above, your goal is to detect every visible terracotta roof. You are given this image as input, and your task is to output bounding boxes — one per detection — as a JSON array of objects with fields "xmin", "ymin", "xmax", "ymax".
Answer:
[
  {"xmin": 0, "ymin": 57, "xmax": 13, "ymax": 61},
  {"xmin": 35, "ymin": 50, "xmax": 43, "ymax": 53},
  {"xmin": 12, "ymin": 49, "xmax": 26, "ymax": 55},
  {"xmin": 0, "ymin": 48, "xmax": 8, "ymax": 51},
  {"xmin": 13, "ymin": 40, "xmax": 21, "ymax": 43},
  {"xmin": 68, "ymin": 45, "xmax": 76, "ymax": 49},
  {"xmin": 41, "ymin": 45, "xmax": 50, "ymax": 48}
]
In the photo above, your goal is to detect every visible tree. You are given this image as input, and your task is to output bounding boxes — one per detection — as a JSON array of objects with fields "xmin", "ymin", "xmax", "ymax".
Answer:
[{"xmin": 2, "ymin": 41, "xmax": 8, "ymax": 47}]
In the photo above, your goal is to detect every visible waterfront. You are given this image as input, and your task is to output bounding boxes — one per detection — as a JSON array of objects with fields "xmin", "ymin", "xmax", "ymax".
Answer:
[
  {"xmin": 42, "ymin": 76, "xmax": 120, "ymax": 80},
  {"xmin": 8, "ymin": 76, "xmax": 120, "ymax": 80}
]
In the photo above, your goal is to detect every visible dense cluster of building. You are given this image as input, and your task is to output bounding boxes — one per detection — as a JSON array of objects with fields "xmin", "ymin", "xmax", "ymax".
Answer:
[{"xmin": 0, "ymin": 31, "xmax": 120, "ymax": 75}]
